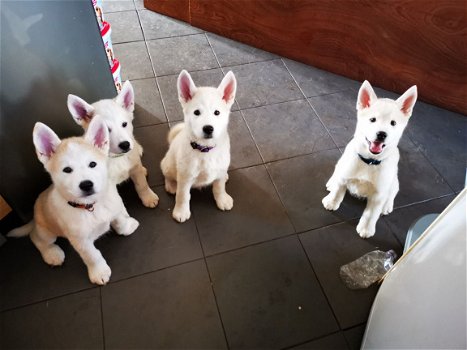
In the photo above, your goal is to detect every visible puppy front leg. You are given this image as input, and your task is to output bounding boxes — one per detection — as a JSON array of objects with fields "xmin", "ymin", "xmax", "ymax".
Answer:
[
  {"xmin": 382, "ymin": 178, "xmax": 399, "ymax": 215},
  {"xmin": 322, "ymin": 182, "xmax": 346, "ymax": 211},
  {"xmin": 172, "ymin": 179, "xmax": 192, "ymax": 223},
  {"xmin": 213, "ymin": 175, "xmax": 233, "ymax": 211},
  {"xmin": 356, "ymin": 195, "xmax": 385, "ymax": 238},
  {"xmin": 69, "ymin": 237, "xmax": 111, "ymax": 285},
  {"xmin": 130, "ymin": 162, "xmax": 159, "ymax": 208}
]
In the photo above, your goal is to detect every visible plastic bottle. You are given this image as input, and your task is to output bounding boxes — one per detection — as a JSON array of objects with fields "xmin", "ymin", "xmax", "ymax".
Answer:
[{"xmin": 339, "ymin": 250, "xmax": 397, "ymax": 289}]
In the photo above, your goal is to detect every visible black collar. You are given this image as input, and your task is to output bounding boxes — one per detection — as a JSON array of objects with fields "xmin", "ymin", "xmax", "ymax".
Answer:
[
  {"xmin": 68, "ymin": 201, "xmax": 95, "ymax": 212},
  {"xmin": 358, "ymin": 154, "xmax": 381, "ymax": 165},
  {"xmin": 190, "ymin": 141, "xmax": 214, "ymax": 153}
]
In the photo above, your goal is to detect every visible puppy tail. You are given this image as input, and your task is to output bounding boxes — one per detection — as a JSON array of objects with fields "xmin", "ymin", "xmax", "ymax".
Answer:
[
  {"xmin": 168, "ymin": 123, "xmax": 185, "ymax": 144},
  {"xmin": 7, "ymin": 220, "xmax": 34, "ymax": 238}
]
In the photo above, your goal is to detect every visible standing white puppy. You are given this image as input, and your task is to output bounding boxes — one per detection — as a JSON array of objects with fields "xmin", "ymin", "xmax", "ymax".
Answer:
[
  {"xmin": 8, "ymin": 117, "xmax": 139, "ymax": 285},
  {"xmin": 67, "ymin": 81, "xmax": 159, "ymax": 208},
  {"xmin": 161, "ymin": 70, "xmax": 237, "ymax": 223},
  {"xmin": 322, "ymin": 81, "xmax": 418, "ymax": 238}
]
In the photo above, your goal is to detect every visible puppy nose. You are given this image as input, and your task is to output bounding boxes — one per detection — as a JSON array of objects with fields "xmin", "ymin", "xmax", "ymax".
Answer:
[
  {"xmin": 119, "ymin": 141, "xmax": 130, "ymax": 152},
  {"xmin": 376, "ymin": 131, "xmax": 387, "ymax": 141},
  {"xmin": 203, "ymin": 125, "xmax": 214, "ymax": 135},
  {"xmin": 79, "ymin": 180, "xmax": 94, "ymax": 192}
]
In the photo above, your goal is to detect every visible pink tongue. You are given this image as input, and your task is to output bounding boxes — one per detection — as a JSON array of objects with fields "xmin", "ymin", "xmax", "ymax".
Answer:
[{"xmin": 370, "ymin": 141, "xmax": 383, "ymax": 154}]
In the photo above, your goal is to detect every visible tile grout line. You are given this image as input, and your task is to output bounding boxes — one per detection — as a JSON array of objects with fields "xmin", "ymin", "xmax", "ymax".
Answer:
[
  {"xmin": 280, "ymin": 330, "xmax": 344, "ymax": 350},
  {"xmin": 99, "ymin": 287, "xmax": 107, "ymax": 350},
  {"xmin": 134, "ymin": 9, "xmax": 170, "ymax": 124}
]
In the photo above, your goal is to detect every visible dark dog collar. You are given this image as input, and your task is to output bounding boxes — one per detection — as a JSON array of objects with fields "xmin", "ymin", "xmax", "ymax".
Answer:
[
  {"xmin": 358, "ymin": 154, "xmax": 381, "ymax": 165},
  {"xmin": 68, "ymin": 201, "xmax": 95, "ymax": 212},
  {"xmin": 191, "ymin": 142, "xmax": 214, "ymax": 153}
]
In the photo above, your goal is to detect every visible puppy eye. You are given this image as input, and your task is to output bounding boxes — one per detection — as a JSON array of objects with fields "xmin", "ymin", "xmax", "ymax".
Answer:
[
  {"xmin": 108, "ymin": 127, "xmax": 112, "ymax": 133},
  {"xmin": 122, "ymin": 122, "xmax": 127, "ymax": 128},
  {"xmin": 194, "ymin": 110, "xmax": 201, "ymax": 116},
  {"xmin": 391, "ymin": 120, "xmax": 396, "ymax": 126},
  {"xmin": 63, "ymin": 167, "xmax": 73, "ymax": 173},
  {"xmin": 370, "ymin": 118, "xmax": 376, "ymax": 123},
  {"xmin": 89, "ymin": 161, "xmax": 97, "ymax": 168},
  {"xmin": 214, "ymin": 110, "xmax": 220, "ymax": 116}
]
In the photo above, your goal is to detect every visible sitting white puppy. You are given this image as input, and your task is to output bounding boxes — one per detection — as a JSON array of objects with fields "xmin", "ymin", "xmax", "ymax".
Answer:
[
  {"xmin": 67, "ymin": 81, "xmax": 159, "ymax": 208},
  {"xmin": 161, "ymin": 70, "xmax": 237, "ymax": 223},
  {"xmin": 322, "ymin": 80, "xmax": 418, "ymax": 238},
  {"xmin": 8, "ymin": 117, "xmax": 139, "ymax": 285}
]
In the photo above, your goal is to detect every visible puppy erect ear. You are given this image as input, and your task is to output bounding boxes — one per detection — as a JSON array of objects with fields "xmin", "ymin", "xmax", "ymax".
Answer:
[
  {"xmin": 115, "ymin": 80, "xmax": 135, "ymax": 112},
  {"xmin": 84, "ymin": 115, "xmax": 109, "ymax": 155},
  {"xmin": 177, "ymin": 70, "xmax": 197, "ymax": 104},
  {"xmin": 67, "ymin": 94, "xmax": 95, "ymax": 125},
  {"xmin": 357, "ymin": 80, "xmax": 378, "ymax": 111},
  {"xmin": 33, "ymin": 122, "xmax": 61, "ymax": 165},
  {"xmin": 218, "ymin": 71, "xmax": 237, "ymax": 107},
  {"xmin": 396, "ymin": 85, "xmax": 418, "ymax": 117}
]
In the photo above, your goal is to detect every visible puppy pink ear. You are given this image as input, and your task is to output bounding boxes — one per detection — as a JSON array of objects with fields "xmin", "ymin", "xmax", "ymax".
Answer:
[
  {"xmin": 357, "ymin": 80, "xmax": 377, "ymax": 110},
  {"xmin": 177, "ymin": 70, "xmax": 197, "ymax": 103},
  {"xmin": 84, "ymin": 115, "xmax": 109, "ymax": 154},
  {"xmin": 67, "ymin": 94, "xmax": 95, "ymax": 125},
  {"xmin": 33, "ymin": 122, "xmax": 61, "ymax": 165},
  {"xmin": 116, "ymin": 80, "xmax": 135, "ymax": 112},
  {"xmin": 396, "ymin": 85, "xmax": 418, "ymax": 117},
  {"xmin": 218, "ymin": 71, "xmax": 237, "ymax": 106}
]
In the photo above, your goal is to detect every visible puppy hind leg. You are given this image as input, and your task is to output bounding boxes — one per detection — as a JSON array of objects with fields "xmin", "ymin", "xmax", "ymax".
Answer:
[
  {"xmin": 213, "ymin": 175, "xmax": 233, "ymax": 211},
  {"xmin": 130, "ymin": 162, "xmax": 159, "ymax": 208},
  {"xmin": 111, "ymin": 198, "xmax": 139, "ymax": 236},
  {"xmin": 30, "ymin": 226, "xmax": 65, "ymax": 266}
]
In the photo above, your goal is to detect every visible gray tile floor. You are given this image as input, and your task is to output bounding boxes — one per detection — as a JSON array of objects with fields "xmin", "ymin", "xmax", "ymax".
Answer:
[{"xmin": 1, "ymin": 1, "xmax": 466, "ymax": 349}]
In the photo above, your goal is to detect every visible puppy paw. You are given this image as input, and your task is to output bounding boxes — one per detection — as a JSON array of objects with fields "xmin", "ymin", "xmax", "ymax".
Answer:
[
  {"xmin": 141, "ymin": 189, "xmax": 159, "ymax": 208},
  {"xmin": 89, "ymin": 262, "xmax": 111, "ymax": 285},
  {"xmin": 165, "ymin": 180, "xmax": 177, "ymax": 195},
  {"xmin": 117, "ymin": 217, "xmax": 139, "ymax": 236},
  {"xmin": 356, "ymin": 219, "xmax": 375, "ymax": 238},
  {"xmin": 322, "ymin": 194, "xmax": 340, "ymax": 211},
  {"xmin": 43, "ymin": 245, "xmax": 65, "ymax": 266},
  {"xmin": 215, "ymin": 193, "xmax": 233, "ymax": 211},
  {"xmin": 382, "ymin": 203, "xmax": 394, "ymax": 216},
  {"xmin": 172, "ymin": 205, "xmax": 191, "ymax": 223}
]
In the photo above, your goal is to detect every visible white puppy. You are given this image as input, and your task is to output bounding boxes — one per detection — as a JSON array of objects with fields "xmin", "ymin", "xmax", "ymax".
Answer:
[
  {"xmin": 67, "ymin": 81, "xmax": 159, "ymax": 208},
  {"xmin": 322, "ymin": 81, "xmax": 418, "ymax": 238},
  {"xmin": 161, "ymin": 70, "xmax": 237, "ymax": 223},
  {"xmin": 8, "ymin": 117, "xmax": 139, "ymax": 285}
]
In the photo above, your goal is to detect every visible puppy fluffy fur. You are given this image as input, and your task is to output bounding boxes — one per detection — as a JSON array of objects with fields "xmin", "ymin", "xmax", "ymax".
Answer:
[
  {"xmin": 8, "ymin": 117, "xmax": 139, "ymax": 285},
  {"xmin": 323, "ymin": 81, "xmax": 417, "ymax": 238},
  {"xmin": 161, "ymin": 70, "xmax": 237, "ymax": 222},
  {"xmin": 67, "ymin": 81, "xmax": 159, "ymax": 208}
]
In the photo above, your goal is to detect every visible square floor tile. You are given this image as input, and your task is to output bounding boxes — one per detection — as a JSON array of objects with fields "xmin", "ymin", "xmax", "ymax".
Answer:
[
  {"xmin": 207, "ymin": 33, "xmax": 277, "ymax": 67},
  {"xmin": 267, "ymin": 150, "xmax": 366, "ymax": 233},
  {"xmin": 243, "ymin": 99, "xmax": 336, "ymax": 162},
  {"xmin": 229, "ymin": 111, "xmax": 263, "ymax": 169},
  {"xmin": 207, "ymin": 236, "xmax": 339, "ymax": 349},
  {"xmin": 134, "ymin": 123, "xmax": 169, "ymax": 187},
  {"xmin": 102, "ymin": 260, "xmax": 227, "ymax": 349},
  {"xmin": 157, "ymin": 68, "xmax": 226, "ymax": 122},
  {"xmin": 104, "ymin": 10, "xmax": 143, "ymax": 43},
  {"xmin": 131, "ymin": 78, "xmax": 167, "ymax": 126},
  {"xmin": 395, "ymin": 137, "xmax": 453, "ymax": 207},
  {"xmin": 139, "ymin": 9, "xmax": 202, "ymax": 40},
  {"xmin": 384, "ymin": 194, "xmax": 455, "ymax": 245},
  {"xmin": 308, "ymin": 90, "xmax": 357, "ymax": 148},
  {"xmin": 147, "ymin": 34, "xmax": 218, "ymax": 76},
  {"xmin": 114, "ymin": 41, "xmax": 154, "ymax": 80},
  {"xmin": 0, "ymin": 236, "xmax": 92, "ymax": 311},
  {"xmin": 102, "ymin": 0, "xmax": 135, "ymax": 13},
  {"xmin": 299, "ymin": 220, "xmax": 402, "ymax": 329},
  {"xmin": 192, "ymin": 165, "xmax": 294, "ymax": 255},
  {"xmin": 284, "ymin": 59, "xmax": 359, "ymax": 98},
  {"xmin": 344, "ymin": 324, "xmax": 366, "ymax": 350},
  {"xmin": 291, "ymin": 332, "xmax": 349, "ymax": 349},
  {"xmin": 96, "ymin": 184, "xmax": 203, "ymax": 281},
  {"xmin": 228, "ymin": 60, "xmax": 303, "ymax": 109},
  {"xmin": 0, "ymin": 289, "xmax": 102, "ymax": 348},
  {"xmin": 407, "ymin": 101, "xmax": 466, "ymax": 191}
]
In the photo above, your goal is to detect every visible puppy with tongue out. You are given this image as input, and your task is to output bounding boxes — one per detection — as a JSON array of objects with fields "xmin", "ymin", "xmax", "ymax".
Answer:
[{"xmin": 323, "ymin": 80, "xmax": 417, "ymax": 238}]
